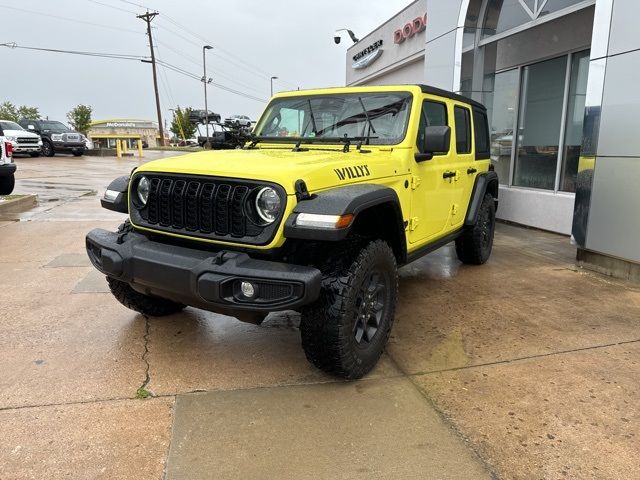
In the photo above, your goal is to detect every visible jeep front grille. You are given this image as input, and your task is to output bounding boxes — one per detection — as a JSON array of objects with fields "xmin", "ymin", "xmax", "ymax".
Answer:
[{"xmin": 130, "ymin": 173, "xmax": 284, "ymax": 245}]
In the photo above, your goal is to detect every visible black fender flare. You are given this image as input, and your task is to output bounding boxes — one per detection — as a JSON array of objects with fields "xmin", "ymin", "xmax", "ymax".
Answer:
[
  {"xmin": 100, "ymin": 175, "xmax": 129, "ymax": 214},
  {"xmin": 464, "ymin": 171, "xmax": 499, "ymax": 226},
  {"xmin": 284, "ymin": 184, "xmax": 404, "ymax": 243}
]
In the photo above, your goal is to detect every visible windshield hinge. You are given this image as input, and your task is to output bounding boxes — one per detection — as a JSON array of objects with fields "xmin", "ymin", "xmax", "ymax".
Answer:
[{"xmin": 411, "ymin": 175, "xmax": 421, "ymax": 190}]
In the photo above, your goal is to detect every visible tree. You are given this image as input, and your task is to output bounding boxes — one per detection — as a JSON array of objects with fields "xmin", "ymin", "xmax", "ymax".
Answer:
[
  {"xmin": 0, "ymin": 101, "xmax": 40, "ymax": 122},
  {"xmin": 67, "ymin": 104, "xmax": 92, "ymax": 135},
  {"xmin": 170, "ymin": 107, "xmax": 196, "ymax": 140}
]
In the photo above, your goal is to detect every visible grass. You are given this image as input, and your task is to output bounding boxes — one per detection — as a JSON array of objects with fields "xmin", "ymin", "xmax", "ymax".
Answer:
[{"xmin": 136, "ymin": 387, "xmax": 151, "ymax": 399}]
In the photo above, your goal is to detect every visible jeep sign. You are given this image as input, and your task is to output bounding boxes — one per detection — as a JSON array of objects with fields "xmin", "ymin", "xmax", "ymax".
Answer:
[{"xmin": 394, "ymin": 14, "xmax": 427, "ymax": 44}]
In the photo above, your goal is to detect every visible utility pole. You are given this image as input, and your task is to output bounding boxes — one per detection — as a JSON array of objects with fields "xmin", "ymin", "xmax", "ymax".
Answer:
[{"xmin": 137, "ymin": 11, "xmax": 164, "ymax": 146}]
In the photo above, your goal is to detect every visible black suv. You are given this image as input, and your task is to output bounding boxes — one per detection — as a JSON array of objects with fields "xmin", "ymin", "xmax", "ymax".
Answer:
[{"xmin": 18, "ymin": 119, "xmax": 85, "ymax": 157}]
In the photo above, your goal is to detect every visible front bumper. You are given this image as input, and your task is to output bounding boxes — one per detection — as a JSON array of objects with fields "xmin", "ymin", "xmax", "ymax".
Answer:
[
  {"xmin": 0, "ymin": 164, "xmax": 16, "ymax": 177},
  {"xmin": 53, "ymin": 142, "xmax": 85, "ymax": 152},
  {"xmin": 13, "ymin": 144, "xmax": 41, "ymax": 153},
  {"xmin": 86, "ymin": 228, "xmax": 322, "ymax": 315}
]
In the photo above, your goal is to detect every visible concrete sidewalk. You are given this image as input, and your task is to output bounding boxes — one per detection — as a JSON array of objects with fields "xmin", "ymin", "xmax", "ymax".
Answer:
[{"xmin": 1, "ymin": 154, "xmax": 639, "ymax": 479}]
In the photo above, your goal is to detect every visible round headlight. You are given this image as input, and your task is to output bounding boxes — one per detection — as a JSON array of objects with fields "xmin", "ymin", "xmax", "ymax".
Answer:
[
  {"xmin": 137, "ymin": 176, "xmax": 150, "ymax": 206},
  {"xmin": 255, "ymin": 187, "xmax": 281, "ymax": 224}
]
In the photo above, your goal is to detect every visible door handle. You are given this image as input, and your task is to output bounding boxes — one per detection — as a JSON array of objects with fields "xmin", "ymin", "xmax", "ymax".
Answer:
[
  {"xmin": 442, "ymin": 171, "xmax": 457, "ymax": 179},
  {"xmin": 467, "ymin": 167, "xmax": 477, "ymax": 174}
]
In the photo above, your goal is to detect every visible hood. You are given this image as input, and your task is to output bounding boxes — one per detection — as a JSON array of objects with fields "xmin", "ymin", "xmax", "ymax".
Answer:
[
  {"xmin": 137, "ymin": 146, "xmax": 408, "ymax": 195},
  {"xmin": 3, "ymin": 129, "xmax": 40, "ymax": 138}
]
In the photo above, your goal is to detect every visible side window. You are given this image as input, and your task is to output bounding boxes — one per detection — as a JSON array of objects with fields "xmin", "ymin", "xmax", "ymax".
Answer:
[
  {"xmin": 417, "ymin": 100, "xmax": 447, "ymax": 154},
  {"xmin": 473, "ymin": 108, "xmax": 490, "ymax": 160},
  {"xmin": 454, "ymin": 106, "xmax": 471, "ymax": 154}
]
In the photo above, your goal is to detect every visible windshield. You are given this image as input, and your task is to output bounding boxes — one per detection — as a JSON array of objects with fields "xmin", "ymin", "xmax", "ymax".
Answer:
[
  {"xmin": 0, "ymin": 121, "xmax": 24, "ymax": 131},
  {"xmin": 40, "ymin": 121, "xmax": 70, "ymax": 131},
  {"xmin": 254, "ymin": 92, "xmax": 412, "ymax": 145}
]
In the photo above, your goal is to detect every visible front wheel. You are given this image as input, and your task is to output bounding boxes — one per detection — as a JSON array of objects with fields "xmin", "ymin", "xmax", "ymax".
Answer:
[
  {"xmin": 41, "ymin": 140, "xmax": 54, "ymax": 157},
  {"xmin": 107, "ymin": 277, "xmax": 186, "ymax": 317},
  {"xmin": 0, "ymin": 174, "xmax": 15, "ymax": 195},
  {"xmin": 300, "ymin": 240, "xmax": 398, "ymax": 379},
  {"xmin": 455, "ymin": 193, "xmax": 496, "ymax": 265}
]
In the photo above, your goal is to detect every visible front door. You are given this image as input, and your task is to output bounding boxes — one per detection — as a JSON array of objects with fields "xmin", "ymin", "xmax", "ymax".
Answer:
[{"xmin": 409, "ymin": 98, "xmax": 455, "ymax": 245}]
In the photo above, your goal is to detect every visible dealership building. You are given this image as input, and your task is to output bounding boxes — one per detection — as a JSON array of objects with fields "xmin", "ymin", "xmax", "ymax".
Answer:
[{"xmin": 346, "ymin": 0, "xmax": 640, "ymax": 280}]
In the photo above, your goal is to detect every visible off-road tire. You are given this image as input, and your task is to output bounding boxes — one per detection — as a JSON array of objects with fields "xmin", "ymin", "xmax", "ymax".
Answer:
[
  {"xmin": 107, "ymin": 277, "xmax": 186, "ymax": 317},
  {"xmin": 41, "ymin": 140, "xmax": 54, "ymax": 157},
  {"xmin": 300, "ymin": 240, "xmax": 398, "ymax": 379},
  {"xmin": 106, "ymin": 220, "xmax": 185, "ymax": 316},
  {"xmin": 455, "ymin": 193, "xmax": 495, "ymax": 265},
  {"xmin": 0, "ymin": 174, "xmax": 15, "ymax": 195}
]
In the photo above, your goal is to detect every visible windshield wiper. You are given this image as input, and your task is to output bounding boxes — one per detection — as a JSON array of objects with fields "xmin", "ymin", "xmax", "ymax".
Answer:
[
  {"xmin": 358, "ymin": 96, "xmax": 376, "ymax": 146},
  {"xmin": 307, "ymin": 99, "xmax": 318, "ymax": 135}
]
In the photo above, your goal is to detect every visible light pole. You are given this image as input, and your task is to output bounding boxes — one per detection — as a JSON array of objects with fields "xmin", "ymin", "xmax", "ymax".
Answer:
[
  {"xmin": 270, "ymin": 76, "xmax": 278, "ymax": 97},
  {"xmin": 202, "ymin": 45, "xmax": 213, "ymax": 148}
]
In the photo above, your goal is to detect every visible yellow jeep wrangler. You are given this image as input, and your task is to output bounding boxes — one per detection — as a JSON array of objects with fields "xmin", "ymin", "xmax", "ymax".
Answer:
[{"xmin": 86, "ymin": 85, "xmax": 498, "ymax": 379}]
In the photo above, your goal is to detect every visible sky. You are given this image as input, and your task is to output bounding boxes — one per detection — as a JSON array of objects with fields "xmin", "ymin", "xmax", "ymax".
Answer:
[{"xmin": 1, "ymin": 0, "xmax": 410, "ymax": 127}]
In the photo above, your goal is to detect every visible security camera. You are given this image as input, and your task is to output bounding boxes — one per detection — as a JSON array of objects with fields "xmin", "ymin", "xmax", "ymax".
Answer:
[{"xmin": 334, "ymin": 36, "xmax": 341, "ymax": 44}]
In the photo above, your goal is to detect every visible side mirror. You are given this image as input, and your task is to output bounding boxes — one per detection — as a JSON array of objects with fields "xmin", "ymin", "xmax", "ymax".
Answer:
[{"xmin": 415, "ymin": 125, "xmax": 451, "ymax": 162}]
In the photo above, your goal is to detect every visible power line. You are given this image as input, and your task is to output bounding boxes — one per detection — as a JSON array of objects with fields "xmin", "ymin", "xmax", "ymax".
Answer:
[
  {"xmin": 0, "ymin": 3, "xmax": 143, "ymax": 35},
  {"xmin": 156, "ymin": 60, "xmax": 267, "ymax": 103},
  {"xmin": 0, "ymin": 43, "xmax": 146, "ymax": 61},
  {"xmin": 87, "ymin": 0, "xmax": 137, "ymax": 15}
]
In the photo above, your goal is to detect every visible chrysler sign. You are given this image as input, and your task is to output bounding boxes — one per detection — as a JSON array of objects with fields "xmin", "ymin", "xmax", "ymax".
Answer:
[{"xmin": 352, "ymin": 40, "xmax": 383, "ymax": 69}]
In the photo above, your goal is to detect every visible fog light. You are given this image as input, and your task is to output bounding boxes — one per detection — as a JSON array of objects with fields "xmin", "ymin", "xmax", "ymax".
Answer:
[{"xmin": 240, "ymin": 281, "xmax": 256, "ymax": 298}]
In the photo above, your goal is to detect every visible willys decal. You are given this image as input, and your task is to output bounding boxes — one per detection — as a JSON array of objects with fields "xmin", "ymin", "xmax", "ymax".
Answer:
[{"xmin": 334, "ymin": 165, "xmax": 371, "ymax": 181}]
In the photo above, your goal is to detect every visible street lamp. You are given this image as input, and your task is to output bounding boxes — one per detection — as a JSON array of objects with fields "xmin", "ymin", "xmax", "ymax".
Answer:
[
  {"xmin": 270, "ymin": 76, "xmax": 278, "ymax": 97},
  {"xmin": 202, "ymin": 45, "xmax": 213, "ymax": 149}
]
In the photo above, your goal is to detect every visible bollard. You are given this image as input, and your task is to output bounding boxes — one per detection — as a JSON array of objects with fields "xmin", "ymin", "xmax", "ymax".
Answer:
[
  {"xmin": 122, "ymin": 139, "xmax": 128, "ymax": 154},
  {"xmin": 137, "ymin": 138, "xmax": 143, "ymax": 158},
  {"xmin": 116, "ymin": 139, "xmax": 122, "ymax": 158}
]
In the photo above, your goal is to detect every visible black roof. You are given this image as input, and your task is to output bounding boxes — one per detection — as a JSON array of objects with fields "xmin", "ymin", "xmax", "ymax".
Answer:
[{"xmin": 418, "ymin": 84, "xmax": 486, "ymax": 111}]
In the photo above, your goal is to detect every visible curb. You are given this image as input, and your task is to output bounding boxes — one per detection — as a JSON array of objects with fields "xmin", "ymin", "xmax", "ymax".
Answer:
[{"xmin": 0, "ymin": 194, "xmax": 38, "ymax": 214}]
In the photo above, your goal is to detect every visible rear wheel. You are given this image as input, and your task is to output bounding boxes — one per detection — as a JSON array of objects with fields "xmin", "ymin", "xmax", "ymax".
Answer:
[
  {"xmin": 455, "ymin": 193, "xmax": 496, "ymax": 265},
  {"xmin": 300, "ymin": 240, "xmax": 398, "ymax": 379},
  {"xmin": 0, "ymin": 174, "xmax": 15, "ymax": 195}
]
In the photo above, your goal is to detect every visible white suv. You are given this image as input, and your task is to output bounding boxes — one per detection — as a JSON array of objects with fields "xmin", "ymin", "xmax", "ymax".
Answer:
[{"xmin": 0, "ymin": 120, "xmax": 42, "ymax": 157}]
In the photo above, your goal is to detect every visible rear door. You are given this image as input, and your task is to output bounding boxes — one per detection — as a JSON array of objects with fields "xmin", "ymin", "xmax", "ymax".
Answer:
[
  {"xmin": 409, "ymin": 98, "xmax": 455, "ymax": 245},
  {"xmin": 449, "ymin": 104, "xmax": 476, "ymax": 229}
]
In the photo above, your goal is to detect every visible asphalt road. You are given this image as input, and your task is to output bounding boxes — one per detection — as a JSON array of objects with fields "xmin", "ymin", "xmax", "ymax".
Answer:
[{"xmin": 1, "ymin": 152, "xmax": 639, "ymax": 479}]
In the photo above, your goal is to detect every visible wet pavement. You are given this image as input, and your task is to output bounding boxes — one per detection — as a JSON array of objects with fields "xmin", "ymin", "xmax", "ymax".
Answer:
[{"xmin": 1, "ymin": 153, "xmax": 639, "ymax": 479}]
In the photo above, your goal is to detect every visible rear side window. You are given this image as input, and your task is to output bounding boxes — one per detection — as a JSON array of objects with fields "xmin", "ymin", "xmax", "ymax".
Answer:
[
  {"xmin": 417, "ymin": 100, "xmax": 447, "ymax": 153},
  {"xmin": 454, "ymin": 106, "xmax": 471, "ymax": 154},
  {"xmin": 473, "ymin": 108, "xmax": 490, "ymax": 160}
]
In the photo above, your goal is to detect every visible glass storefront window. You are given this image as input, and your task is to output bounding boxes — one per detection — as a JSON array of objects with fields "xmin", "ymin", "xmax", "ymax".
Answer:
[
  {"xmin": 482, "ymin": 0, "xmax": 587, "ymax": 39},
  {"xmin": 560, "ymin": 50, "xmax": 590, "ymax": 192},
  {"xmin": 483, "ymin": 68, "xmax": 519, "ymax": 185},
  {"xmin": 513, "ymin": 56, "xmax": 567, "ymax": 190}
]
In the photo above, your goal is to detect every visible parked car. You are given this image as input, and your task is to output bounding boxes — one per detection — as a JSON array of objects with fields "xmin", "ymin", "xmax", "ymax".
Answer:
[
  {"xmin": 0, "ymin": 136, "xmax": 16, "ymax": 195},
  {"xmin": 18, "ymin": 119, "xmax": 85, "ymax": 157},
  {"xmin": 188, "ymin": 110, "xmax": 221, "ymax": 125},
  {"xmin": 0, "ymin": 120, "xmax": 42, "ymax": 157},
  {"xmin": 87, "ymin": 84, "xmax": 498, "ymax": 379},
  {"xmin": 81, "ymin": 134, "xmax": 94, "ymax": 151},
  {"xmin": 224, "ymin": 114, "xmax": 252, "ymax": 128}
]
